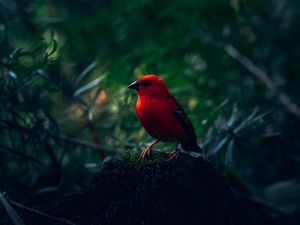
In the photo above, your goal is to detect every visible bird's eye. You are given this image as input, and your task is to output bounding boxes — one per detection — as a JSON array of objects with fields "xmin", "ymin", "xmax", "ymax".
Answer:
[{"xmin": 140, "ymin": 81, "xmax": 150, "ymax": 87}]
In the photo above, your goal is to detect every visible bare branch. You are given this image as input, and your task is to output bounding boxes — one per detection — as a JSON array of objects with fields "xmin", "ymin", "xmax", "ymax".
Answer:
[
  {"xmin": 0, "ymin": 119, "xmax": 117, "ymax": 155},
  {"xmin": 224, "ymin": 44, "xmax": 300, "ymax": 120},
  {"xmin": 9, "ymin": 200, "xmax": 76, "ymax": 225},
  {"xmin": 55, "ymin": 134, "xmax": 118, "ymax": 155},
  {"xmin": 0, "ymin": 144, "xmax": 43, "ymax": 165},
  {"xmin": 224, "ymin": 45, "xmax": 276, "ymax": 91}
]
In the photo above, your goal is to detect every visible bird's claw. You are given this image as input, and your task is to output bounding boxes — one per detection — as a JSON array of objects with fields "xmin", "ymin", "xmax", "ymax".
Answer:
[
  {"xmin": 140, "ymin": 140, "xmax": 159, "ymax": 159},
  {"xmin": 140, "ymin": 147, "xmax": 151, "ymax": 158},
  {"xmin": 168, "ymin": 150, "xmax": 180, "ymax": 161}
]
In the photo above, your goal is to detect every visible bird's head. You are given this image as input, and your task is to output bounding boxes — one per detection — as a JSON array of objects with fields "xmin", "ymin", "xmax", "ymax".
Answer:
[{"xmin": 128, "ymin": 75, "xmax": 169, "ymax": 98}]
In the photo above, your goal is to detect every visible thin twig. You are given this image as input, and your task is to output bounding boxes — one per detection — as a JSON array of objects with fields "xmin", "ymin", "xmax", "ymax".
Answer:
[
  {"xmin": 224, "ymin": 44, "xmax": 300, "ymax": 120},
  {"xmin": 55, "ymin": 134, "xmax": 118, "ymax": 155},
  {"xmin": 9, "ymin": 200, "xmax": 76, "ymax": 225},
  {"xmin": 0, "ymin": 144, "xmax": 43, "ymax": 165},
  {"xmin": 200, "ymin": 33, "xmax": 300, "ymax": 120},
  {"xmin": 0, "ymin": 119, "xmax": 117, "ymax": 155}
]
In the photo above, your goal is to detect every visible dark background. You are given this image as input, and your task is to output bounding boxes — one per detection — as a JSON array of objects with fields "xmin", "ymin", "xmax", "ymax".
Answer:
[{"xmin": 0, "ymin": 0, "xmax": 299, "ymax": 224}]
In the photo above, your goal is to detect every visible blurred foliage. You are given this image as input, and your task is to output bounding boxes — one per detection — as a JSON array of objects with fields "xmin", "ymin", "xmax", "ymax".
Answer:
[{"xmin": 0, "ymin": 0, "xmax": 300, "ymax": 224}]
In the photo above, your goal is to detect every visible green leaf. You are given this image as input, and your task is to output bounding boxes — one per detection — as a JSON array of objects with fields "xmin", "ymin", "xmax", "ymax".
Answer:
[
  {"xmin": 0, "ymin": 192, "xmax": 26, "ymax": 225},
  {"xmin": 209, "ymin": 137, "xmax": 228, "ymax": 156},
  {"xmin": 75, "ymin": 61, "xmax": 98, "ymax": 85},
  {"xmin": 8, "ymin": 70, "xmax": 17, "ymax": 79},
  {"xmin": 234, "ymin": 107, "xmax": 258, "ymax": 133},
  {"xmin": 262, "ymin": 179, "xmax": 300, "ymax": 214},
  {"xmin": 73, "ymin": 74, "xmax": 106, "ymax": 98},
  {"xmin": 227, "ymin": 104, "xmax": 238, "ymax": 128},
  {"xmin": 225, "ymin": 139, "xmax": 234, "ymax": 166}
]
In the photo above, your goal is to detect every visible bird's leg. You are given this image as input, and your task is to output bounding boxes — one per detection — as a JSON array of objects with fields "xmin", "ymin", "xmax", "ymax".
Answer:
[
  {"xmin": 202, "ymin": 148, "xmax": 208, "ymax": 161},
  {"xmin": 141, "ymin": 139, "xmax": 159, "ymax": 158},
  {"xmin": 168, "ymin": 141, "xmax": 180, "ymax": 160}
]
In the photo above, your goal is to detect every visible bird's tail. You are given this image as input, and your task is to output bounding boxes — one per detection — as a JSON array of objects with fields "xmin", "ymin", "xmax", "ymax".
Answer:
[
  {"xmin": 196, "ymin": 144, "xmax": 207, "ymax": 160},
  {"xmin": 181, "ymin": 142, "xmax": 207, "ymax": 160},
  {"xmin": 193, "ymin": 144, "xmax": 202, "ymax": 153}
]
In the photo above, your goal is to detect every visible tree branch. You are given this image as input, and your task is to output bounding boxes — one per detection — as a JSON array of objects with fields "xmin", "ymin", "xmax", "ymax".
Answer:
[
  {"xmin": 0, "ymin": 143, "xmax": 43, "ymax": 165},
  {"xmin": 223, "ymin": 44, "xmax": 300, "ymax": 120},
  {"xmin": 0, "ymin": 119, "xmax": 118, "ymax": 155},
  {"xmin": 55, "ymin": 134, "xmax": 118, "ymax": 155},
  {"xmin": 9, "ymin": 200, "xmax": 76, "ymax": 225}
]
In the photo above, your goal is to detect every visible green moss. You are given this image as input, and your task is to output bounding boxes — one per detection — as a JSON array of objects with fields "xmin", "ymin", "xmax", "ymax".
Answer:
[{"xmin": 1, "ymin": 151, "xmax": 241, "ymax": 225}]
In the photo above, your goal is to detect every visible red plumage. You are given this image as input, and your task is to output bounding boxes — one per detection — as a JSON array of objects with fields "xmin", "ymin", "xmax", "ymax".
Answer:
[{"xmin": 128, "ymin": 75, "xmax": 202, "ymax": 159}]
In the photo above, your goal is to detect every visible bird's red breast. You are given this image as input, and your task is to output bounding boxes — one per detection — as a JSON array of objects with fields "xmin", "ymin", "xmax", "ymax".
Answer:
[{"xmin": 136, "ymin": 94, "xmax": 188, "ymax": 142}]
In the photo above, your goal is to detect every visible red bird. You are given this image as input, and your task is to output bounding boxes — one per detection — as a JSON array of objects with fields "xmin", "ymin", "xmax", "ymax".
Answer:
[{"xmin": 128, "ymin": 75, "xmax": 202, "ymax": 159}]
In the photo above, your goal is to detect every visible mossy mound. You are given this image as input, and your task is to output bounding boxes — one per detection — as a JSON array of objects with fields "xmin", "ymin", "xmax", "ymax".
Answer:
[{"xmin": 1, "ymin": 151, "xmax": 241, "ymax": 225}]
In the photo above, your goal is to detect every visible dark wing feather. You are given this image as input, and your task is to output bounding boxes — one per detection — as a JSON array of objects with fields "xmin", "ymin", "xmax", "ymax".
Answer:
[
  {"xmin": 168, "ymin": 95, "xmax": 197, "ymax": 141},
  {"xmin": 168, "ymin": 95, "xmax": 202, "ymax": 152}
]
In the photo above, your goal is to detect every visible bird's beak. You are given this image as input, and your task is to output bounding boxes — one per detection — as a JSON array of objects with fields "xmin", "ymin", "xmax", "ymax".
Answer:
[{"xmin": 128, "ymin": 81, "xmax": 139, "ymax": 90}]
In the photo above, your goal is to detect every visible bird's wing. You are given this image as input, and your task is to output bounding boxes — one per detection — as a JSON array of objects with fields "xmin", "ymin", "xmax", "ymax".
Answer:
[{"xmin": 167, "ymin": 95, "xmax": 197, "ymax": 141}]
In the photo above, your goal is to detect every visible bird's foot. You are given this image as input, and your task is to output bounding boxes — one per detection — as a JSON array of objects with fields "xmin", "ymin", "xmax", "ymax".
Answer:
[
  {"xmin": 140, "ymin": 140, "xmax": 159, "ymax": 159},
  {"xmin": 168, "ymin": 149, "xmax": 180, "ymax": 161},
  {"xmin": 140, "ymin": 147, "xmax": 152, "ymax": 158}
]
